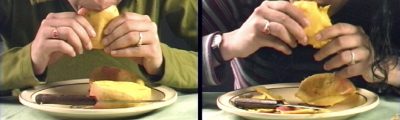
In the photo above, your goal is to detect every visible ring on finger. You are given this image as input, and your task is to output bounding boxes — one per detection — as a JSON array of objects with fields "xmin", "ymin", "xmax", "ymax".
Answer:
[
  {"xmin": 137, "ymin": 32, "xmax": 143, "ymax": 47},
  {"xmin": 349, "ymin": 50, "xmax": 356, "ymax": 65},
  {"xmin": 262, "ymin": 20, "xmax": 270, "ymax": 35},
  {"xmin": 52, "ymin": 27, "xmax": 59, "ymax": 39}
]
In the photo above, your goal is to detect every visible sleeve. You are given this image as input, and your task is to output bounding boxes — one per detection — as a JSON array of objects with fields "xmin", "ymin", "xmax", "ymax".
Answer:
[
  {"xmin": 0, "ymin": 44, "xmax": 41, "ymax": 91},
  {"xmin": 156, "ymin": 43, "xmax": 198, "ymax": 89}
]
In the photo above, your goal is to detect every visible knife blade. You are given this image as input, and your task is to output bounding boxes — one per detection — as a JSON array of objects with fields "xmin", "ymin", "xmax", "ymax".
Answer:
[
  {"xmin": 35, "ymin": 94, "xmax": 164, "ymax": 105},
  {"xmin": 233, "ymin": 98, "xmax": 325, "ymax": 110}
]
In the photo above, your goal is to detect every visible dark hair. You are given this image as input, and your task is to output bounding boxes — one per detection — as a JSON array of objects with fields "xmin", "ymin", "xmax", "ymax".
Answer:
[{"xmin": 369, "ymin": 0, "xmax": 399, "ymax": 93}]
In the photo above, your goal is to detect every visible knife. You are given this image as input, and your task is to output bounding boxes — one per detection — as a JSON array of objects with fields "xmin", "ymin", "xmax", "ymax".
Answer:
[
  {"xmin": 35, "ymin": 94, "xmax": 164, "ymax": 105},
  {"xmin": 233, "ymin": 98, "xmax": 326, "ymax": 110}
]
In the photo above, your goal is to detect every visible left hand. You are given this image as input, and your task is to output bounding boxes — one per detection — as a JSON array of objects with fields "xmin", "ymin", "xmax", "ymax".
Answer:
[
  {"xmin": 102, "ymin": 12, "xmax": 163, "ymax": 75},
  {"xmin": 313, "ymin": 23, "xmax": 373, "ymax": 79}
]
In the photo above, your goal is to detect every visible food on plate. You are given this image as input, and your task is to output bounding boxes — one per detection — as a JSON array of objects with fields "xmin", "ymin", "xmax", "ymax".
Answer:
[
  {"xmin": 295, "ymin": 73, "xmax": 357, "ymax": 106},
  {"xmin": 84, "ymin": 5, "xmax": 119, "ymax": 49},
  {"xmin": 233, "ymin": 88, "xmax": 330, "ymax": 114},
  {"xmin": 88, "ymin": 66, "xmax": 152, "ymax": 109},
  {"xmin": 89, "ymin": 80, "xmax": 151, "ymax": 109},
  {"xmin": 89, "ymin": 66, "xmax": 145, "ymax": 85},
  {"xmin": 293, "ymin": 1, "xmax": 332, "ymax": 48}
]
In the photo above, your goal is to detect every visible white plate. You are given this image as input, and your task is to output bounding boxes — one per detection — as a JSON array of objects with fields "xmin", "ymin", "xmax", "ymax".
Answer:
[
  {"xmin": 217, "ymin": 83, "xmax": 379, "ymax": 120},
  {"xmin": 19, "ymin": 79, "xmax": 177, "ymax": 119}
]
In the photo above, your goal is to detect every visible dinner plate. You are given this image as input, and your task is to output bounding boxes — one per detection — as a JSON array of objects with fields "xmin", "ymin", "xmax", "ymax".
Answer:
[
  {"xmin": 19, "ymin": 79, "xmax": 177, "ymax": 119},
  {"xmin": 217, "ymin": 83, "xmax": 379, "ymax": 120}
]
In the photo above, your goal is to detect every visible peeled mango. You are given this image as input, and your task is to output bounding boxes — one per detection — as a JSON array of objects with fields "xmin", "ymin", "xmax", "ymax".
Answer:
[
  {"xmin": 89, "ymin": 80, "xmax": 151, "ymax": 109},
  {"xmin": 293, "ymin": 1, "xmax": 332, "ymax": 49},
  {"xmin": 295, "ymin": 73, "xmax": 357, "ymax": 106},
  {"xmin": 84, "ymin": 5, "xmax": 119, "ymax": 49}
]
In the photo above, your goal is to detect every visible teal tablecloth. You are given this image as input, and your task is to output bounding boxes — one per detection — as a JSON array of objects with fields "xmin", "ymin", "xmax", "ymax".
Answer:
[
  {"xmin": 202, "ymin": 92, "xmax": 400, "ymax": 120},
  {"xmin": 0, "ymin": 93, "xmax": 198, "ymax": 120}
]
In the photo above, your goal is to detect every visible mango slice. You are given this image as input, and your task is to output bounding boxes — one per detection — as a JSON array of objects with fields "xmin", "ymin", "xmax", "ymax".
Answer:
[
  {"xmin": 89, "ymin": 80, "xmax": 151, "ymax": 109},
  {"xmin": 293, "ymin": 1, "xmax": 332, "ymax": 48},
  {"xmin": 295, "ymin": 73, "xmax": 357, "ymax": 106},
  {"xmin": 85, "ymin": 5, "xmax": 119, "ymax": 49}
]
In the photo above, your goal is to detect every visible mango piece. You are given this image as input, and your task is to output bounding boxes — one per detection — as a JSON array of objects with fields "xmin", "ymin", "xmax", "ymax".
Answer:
[
  {"xmin": 293, "ymin": 1, "xmax": 332, "ymax": 48},
  {"xmin": 89, "ymin": 80, "xmax": 151, "ymax": 109},
  {"xmin": 295, "ymin": 73, "xmax": 357, "ymax": 106},
  {"xmin": 85, "ymin": 5, "xmax": 119, "ymax": 49}
]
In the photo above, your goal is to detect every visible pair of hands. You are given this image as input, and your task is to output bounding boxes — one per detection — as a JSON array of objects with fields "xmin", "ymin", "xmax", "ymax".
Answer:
[
  {"xmin": 31, "ymin": 12, "xmax": 163, "ymax": 76},
  {"xmin": 220, "ymin": 1, "xmax": 373, "ymax": 79}
]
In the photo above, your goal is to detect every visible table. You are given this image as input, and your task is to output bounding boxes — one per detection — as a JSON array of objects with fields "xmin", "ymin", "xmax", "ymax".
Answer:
[
  {"xmin": 0, "ymin": 93, "xmax": 198, "ymax": 120},
  {"xmin": 202, "ymin": 92, "xmax": 400, "ymax": 120}
]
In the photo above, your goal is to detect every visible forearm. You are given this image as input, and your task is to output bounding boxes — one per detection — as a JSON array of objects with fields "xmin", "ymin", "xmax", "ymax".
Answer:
[
  {"xmin": 155, "ymin": 43, "xmax": 198, "ymax": 89},
  {"xmin": 0, "ymin": 44, "xmax": 41, "ymax": 91}
]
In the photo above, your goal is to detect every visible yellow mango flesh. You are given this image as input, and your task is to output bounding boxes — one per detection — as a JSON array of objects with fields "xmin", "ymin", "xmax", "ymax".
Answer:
[
  {"xmin": 85, "ymin": 5, "xmax": 119, "ymax": 49},
  {"xmin": 293, "ymin": 1, "xmax": 332, "ymax": 48},
  {"xmin": 89, "ymin": 80, "xmax": 151, "ymax": 109},
  {"xmin": 295, "ymin": 73, "xmax": 357, "ymax": 106}
]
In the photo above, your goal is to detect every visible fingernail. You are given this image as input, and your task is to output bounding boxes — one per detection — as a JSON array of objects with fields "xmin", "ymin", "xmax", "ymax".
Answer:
[
  {"xmin": 111, "ymin": 51, "xmax": 116, "ymax": 55},
  {"xmin": 88, "ymin": 43, "xmax": 92, "ymax": 50},
  {"xmin": 303, "ymin": 18, "xmax": 310, "ymax": 27},
  {"xmin": 102, "ymin": 38, "xmax": 108, "ymax": 45},
  {"xmin": 104, "ymin": 29, "xmax": 109, "ymax": 35},
  {"xmin": 91, "ymin": 30, "xmax": 96, "ymax": 37},
  {"xmin": 324, "ymin": 64, "xmax": 330, "ymax": 70},
  {"xmin": 303, "ymin": 36, "xmax": 308, "ymax": 45},
  {"xmin": 315, "ymin": 34, "xmax": 321, "ymax": 40}
]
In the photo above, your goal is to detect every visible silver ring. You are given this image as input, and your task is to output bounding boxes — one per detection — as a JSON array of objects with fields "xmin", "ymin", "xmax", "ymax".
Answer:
[
  {"xmin": 137, "ymin": 32, "xmax": 143, "ymax": 47},
  {"xmin": 350, "ymin": 50, "xmax": 356, "ymax": 65},
  {"xmin": 262, "ymin": 20, "xmax": 270, "ymax": 34}
]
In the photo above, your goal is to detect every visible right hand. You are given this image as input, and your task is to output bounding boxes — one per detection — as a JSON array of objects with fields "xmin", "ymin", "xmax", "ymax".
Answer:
[
  {"xmin": 220, "ymin": 1, "xmax": 309, "ymax": 60},
  {"xmin": 31, "ymin": 12, "xmax": 96, "ymax": 75}
]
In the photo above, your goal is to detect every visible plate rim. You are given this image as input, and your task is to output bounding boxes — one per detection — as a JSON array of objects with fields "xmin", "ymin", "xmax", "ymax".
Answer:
[
  {"xmin": 216, "ymin": 83, "xmax": 380, "ymax": 119},
  {"xmin": 19, "ymin": 79, "xmax": 178, "ymax": 116}
]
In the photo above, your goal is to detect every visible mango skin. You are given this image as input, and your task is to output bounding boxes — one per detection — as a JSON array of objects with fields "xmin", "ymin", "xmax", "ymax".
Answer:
[{"xmin": 293, "ymin": 1, "xmax": 332, "ymax": 49}]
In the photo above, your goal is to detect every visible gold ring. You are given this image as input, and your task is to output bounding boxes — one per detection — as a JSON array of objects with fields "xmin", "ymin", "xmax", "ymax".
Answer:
[{"xmin": 137, "ymin": 32, "xmax": 143, "ymax": 47}]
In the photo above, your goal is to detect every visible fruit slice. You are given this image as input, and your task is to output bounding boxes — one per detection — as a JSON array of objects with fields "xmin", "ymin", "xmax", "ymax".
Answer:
[
  {"xmin": 293, "ymin": 1, "xmax": 332, "ymax": 48},
  {"xmin": 89, "ymin": 80, "xmax": 151, "ymax": 108},
  {"xmin": 295, "ymin": 73, "xmax": 357, "ymax": 106},
  {"xmin": 85, "ymin": 5, "xmax": 119, "ymax": 49}
]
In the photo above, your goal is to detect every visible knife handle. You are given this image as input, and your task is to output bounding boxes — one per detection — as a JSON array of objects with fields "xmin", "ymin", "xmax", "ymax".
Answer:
[
  {"xmin": 35, "ymin": 94, "xmax": 96, "ymax": 105},
  {"xmin": 233, "ymin": 98, "xmax": 283, "ymax": 109}
]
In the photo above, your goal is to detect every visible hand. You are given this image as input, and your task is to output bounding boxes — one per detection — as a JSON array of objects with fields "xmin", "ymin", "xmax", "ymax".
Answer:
[
  {"xmin": 314, "ymin": 23, "xmax": 373, "ymax": 79},
  {"xmin": 31, "ymin": 12, "xmax": 96, "ymax": 75},
  {"xmin": 220, "ymin": 1, "xmax": 309, "ymax": 60},
  {"xmin": 102, "ymin": 12, "xmax": 162, "ymax": 75}
]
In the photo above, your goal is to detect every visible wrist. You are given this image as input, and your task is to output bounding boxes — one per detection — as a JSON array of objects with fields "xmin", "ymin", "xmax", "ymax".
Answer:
[{"xmin": 220, "ymin": 31, "xmax": 236, "ymax": 61}]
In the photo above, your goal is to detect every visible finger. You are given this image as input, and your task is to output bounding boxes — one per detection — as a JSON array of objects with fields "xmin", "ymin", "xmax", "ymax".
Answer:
[
  {"xmin": 57, "ymin": 27, "xmax": 83, "ymax": 54},
  {"xmin": 261, "ymin": 21, "xmax": 297, "ymax": 48},
  {"xmin": 105, "ymin": 31, "xmax": 146, "ymax": 51},
  {"xmin": 109, "ymin": 45, "xmax": 150, "ymax": 58},
  {"xmin": 315, "ymin": 23, "xmax": 359, "ymax": 41},
  {"xmin": 45, "ymin": 39, "xmax": 76, "ymax": 57},
  {"xmin": 46, "ymin": 13, "xmax": 96, "ymax": 44},
  {"xmin": 263, "ymin": 1, "xmax": 309, "ymax": 27},
  {"xmin": 42, "ymin": 19, "xmax": 94, "ymax": 49},
  {"xmin": 314, "ymin": 34, "xmax": 363, "ymax": 61},
  {"xmin": 255, "ymin": 8, "xmax": 307, "ymax": 43},
  {"xmin": 335, "ymin": 62, "xmax": 366, "ymax": 79},
  {"xmin": 104, "ymin": 12, "xmax": 151, "ymax": 35},
  {"xmin": 257, "ymin": 36, "xmax": 292, "ymax": 55},
  {"xmin": 103, "ymin": 20, "xmax": 153, "ymax": 46},
  {"xmin": 323, "ymin": 48, "xmax": 369, "ymax": 70}
]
